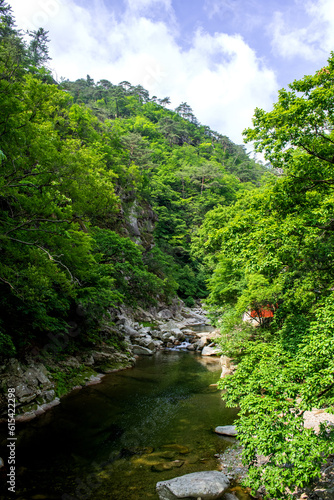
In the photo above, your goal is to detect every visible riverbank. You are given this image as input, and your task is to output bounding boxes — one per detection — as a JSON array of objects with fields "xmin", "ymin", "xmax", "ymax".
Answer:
[
  {"xmin": 0, "ymin": 350, "xmax": 237, "ymax": 500},
  {"xmin": 0, "ymin": 300, "xmax": 221, "ymax": 421},
  {"xmin": 219, "ymin": 439, "xmax": 334, "ymax": 499}
]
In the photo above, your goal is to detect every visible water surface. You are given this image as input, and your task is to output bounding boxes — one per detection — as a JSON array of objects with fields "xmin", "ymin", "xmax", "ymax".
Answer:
[{"xmin": 0, "ymin": 351, "xmax": 238, "ymax": 500}]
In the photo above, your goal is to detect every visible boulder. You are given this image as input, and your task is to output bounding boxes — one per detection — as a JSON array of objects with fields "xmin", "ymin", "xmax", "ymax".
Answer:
[
  {"xmin": 159, "ymin": 320, "xmax": 179, "ymax": 332},
  {"xmin": 186, "ymin": 345, "xmax": 196, "ymax": 351},
  {"xmin": 170, "ymin": 328, "xmax": 185, "ymax": 340},
  {"xmin": 123, "ymin": 324, "xmax": 140, "ymax": 337},
  {"xmin": 201, "ymin": 344, "xmax": 219, "ymax": 357},
  {"xmin": 151, "ymin": 330, "xmax": 165, "ymax": 340},
  {"xmin": 158, "ymin": 309, "xmax": 173, "ymax": 320},
  {"xmin": 137, "ymin": 336, "xmax": 156, "ymax": 350},
  {"xmin": 156, "ymin": 471, "xmax": 230, "ymax": 500},
  {"xmin": 220, "ymin": 356, "xmax": 234, "ymax": 378},
  {"xmin": 195, "ymin": 337, "xmax": 207, "ymax": 350},
  {"xmin": 215, "ymin": 425, "xmax": 237, "ymax": 437},
  {"xmin": 15, "ymin": 383, "xmax": 37, "ymax": 404},
  {"xmin": 91, "ymin": 351, "xmax": 117, "ymax": 364},
  {"xmin": 138, "ymin": 327, "xmax": 152, "ymax": 335},
  {"xmin": 132, "ymin": 345, "xmax": 154, "ymax": 356}
]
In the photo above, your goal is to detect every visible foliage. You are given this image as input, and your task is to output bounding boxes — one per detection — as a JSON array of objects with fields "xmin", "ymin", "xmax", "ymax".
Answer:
[
  {"xmin": 0, "ymin": 2, "xmax": 265, "ymax": 360},
  {"xmin": 196, "ymin": 53, "xmax": 334, "ymax": 496}
]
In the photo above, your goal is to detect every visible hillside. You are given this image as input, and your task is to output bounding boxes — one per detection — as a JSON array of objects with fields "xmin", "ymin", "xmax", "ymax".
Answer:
[{"xmin": 0, "ymin": 2, "xmax": 265, "ymax": 360}]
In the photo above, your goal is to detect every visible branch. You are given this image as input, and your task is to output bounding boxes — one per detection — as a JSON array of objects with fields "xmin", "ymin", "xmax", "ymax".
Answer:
[
  {"xmin": 299, "ymin": 142, "xmax": 334, "ymax": 164},
  {"xmin": 6, "ymin": 237, "xmax": 81, "ymax": 285},
  {"xmin": 317, "ymin": 381, "xmax": 334, "ymax": 399}
]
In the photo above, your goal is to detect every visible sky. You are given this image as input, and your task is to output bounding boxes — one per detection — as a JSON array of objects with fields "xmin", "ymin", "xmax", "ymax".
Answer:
[{"xmin": 9, "ymin": 0, "xmax": 334, "ymax": 146}]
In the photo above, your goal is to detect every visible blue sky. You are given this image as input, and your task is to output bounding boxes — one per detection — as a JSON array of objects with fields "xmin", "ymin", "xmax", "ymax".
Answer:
[{"xmin": 10, "ymin": 0, "xmax": 334, "ymax": 146}]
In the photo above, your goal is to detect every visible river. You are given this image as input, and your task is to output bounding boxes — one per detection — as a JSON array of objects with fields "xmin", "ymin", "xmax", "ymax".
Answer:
[{"xmin": 0, "ymin": 351, "xmax": 239, "ymax": 500}]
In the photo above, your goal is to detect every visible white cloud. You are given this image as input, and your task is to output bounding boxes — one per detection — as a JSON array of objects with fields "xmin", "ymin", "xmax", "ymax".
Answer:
[
  {"xmin": 204, "ymin": 0, "xmax": 237, "ymax": 20},
  {"xmin": 10, "ymin": 0, "xmax": 278, "ymax": 144},
  {"xmin": 124, "ymin": 0, "xmax": 172, "ymax": 13},
  {"xmin": 270, "ymin": 0, "xmax": 334, "ymax": 61}
]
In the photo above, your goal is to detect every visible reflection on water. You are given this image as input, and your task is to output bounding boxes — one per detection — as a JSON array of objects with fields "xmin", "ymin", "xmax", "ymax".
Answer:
[{"xmin": 0, "ymin": 351, "xmax": 239, "ymax": 500}]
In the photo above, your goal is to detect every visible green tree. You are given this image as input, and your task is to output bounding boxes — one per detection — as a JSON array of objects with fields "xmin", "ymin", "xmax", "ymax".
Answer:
[{"xmin": 196, "ymin": 54, "xmax": 334, "ymax": 497}]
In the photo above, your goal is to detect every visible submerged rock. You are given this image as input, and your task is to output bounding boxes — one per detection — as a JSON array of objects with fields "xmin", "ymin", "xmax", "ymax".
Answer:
[
  {"xmin": 156, "ymin": 470, "xmax": 230, "ymax": 499},
  {"xmin": 215, "ymin": 425, "xmax": 237, "ymax": 437}
]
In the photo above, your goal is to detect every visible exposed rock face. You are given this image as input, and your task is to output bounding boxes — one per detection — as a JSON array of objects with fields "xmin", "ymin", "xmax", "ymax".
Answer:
[
  {"xmin": 215, "ymin": 425, "xmax": 237, "ymax": 437},
  {"xmin": 124, "ymin": 199, "xmax": 158, "ymax": 250},
  {"xmin": 0, "ymin": 301, "xmax": 213, "ymax": 420},
  {"xmin": 0, "ymin": 361, "xmax": 54, "ymax": 410},
  {"xmin": 156, "ymin": 471, "xmax": 230, "ymax": 500},
  {"xmin": 158, "ymin": 309, "xmax": 174, "ymax": 320}
]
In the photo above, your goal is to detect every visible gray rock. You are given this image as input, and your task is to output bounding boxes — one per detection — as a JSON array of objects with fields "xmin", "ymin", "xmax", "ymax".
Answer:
[
  {"xmin": 137, "ymin": 336, "xmax": 156, "ymax": 350},
  {"xmin": 314, "ymin": 488, "xmax": 334, "ymax": 500},
  {"xmin": 158, "ymin": 309, "xmax": 173, "ymax": 320},
  {"xmin": 23, "ymin": 364, "xmax": 52, "ymax": 388},
  {"xmin": 43, "ymin": 389, "xmax": 56, "ymax": 403},
  {"xmin": 123, "ymin": 324, "xmax": 140, "ymax": 337},
  {"xmin": 224, "ymin": 493, "xmax": 239, "ymax": 500},
  {"xmin": 215, "ymin": 425, "xmax": 237, "ymax": 437},
  {"xmin": 81, "ymin": 354, "xmax": 95, "ymax": 366},
  {"xmin": 162, "ymin": 332, "xmax": 174, "ymax": 342},
  {"xmin": 132, "ymin": 345, "xmax": 154, "ymax": 356},
  {"xmin": 202, "ymin": 345, "xmax": 219, "ymax": 357},
  {"xmin": 170, "ymin": 328, "xmax": 184, "ymax": 340},
  {"xmin": 15, "ymin": 384, "xmax": 36, "ymax": 404},
  {"xmin": 0, "ymin": 457, "xmax": 4, "ymax": 468},
  {"xmin": 156, "ymin": 471, "xmax": 230, "ymax": 500},
  {"xmin": 186, "ymin": 345, "xmax": 196, "ymax": 351},
  {"xmin": 195, "ymin": 337, "xmax": 207, "ymax": 350},
  {"xmin": 159, "ymin": 320, "xmax": 179, "ymax": 332},
  {"xmin": 151, "ymin": 330, "xmax": 165, "ymax": 340},
  {"xmin": 60, "ymin": 356, "xmax": 80, "ymax": 369},
  {"xmin": 138, "ymin": 326, "xmax": 152, "ymax": 335},
  {"xmin": 220, "ymin": 356, "xmax": 234, "ymax": 378}
]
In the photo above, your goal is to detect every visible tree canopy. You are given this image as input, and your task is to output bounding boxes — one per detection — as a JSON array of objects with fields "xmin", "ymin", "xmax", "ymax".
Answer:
[
  {"xmin": 0, "ymin": 2, "xmax": 264, "ymax": 357},
  {"xmin": 194, "ymin": 52, "xmax": 334, "ymax": 497}
]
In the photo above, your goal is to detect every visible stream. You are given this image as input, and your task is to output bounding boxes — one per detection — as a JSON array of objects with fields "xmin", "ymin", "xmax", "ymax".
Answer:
[{"xmin": 0, "ymin": 350, "xmax": 239, "ymax": 500}]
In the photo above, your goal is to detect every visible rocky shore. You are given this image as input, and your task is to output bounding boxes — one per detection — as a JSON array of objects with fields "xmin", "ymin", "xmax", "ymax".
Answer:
[
  {"xmin": 0, "ymin": 300, "xmax": 221, "ymax": 421},
  {"xmin": 218, "ymin": 439, "xmax": 334, "ymax": 500}
]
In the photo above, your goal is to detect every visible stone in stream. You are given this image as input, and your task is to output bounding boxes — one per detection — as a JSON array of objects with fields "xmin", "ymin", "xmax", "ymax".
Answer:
[
  {"xmin": 156, "ymin": 471, "xmax": 230, "ymax": 500},
  {"xmin": 215, "ymin": 425, "xmax": 237, "ymax": 437},
  {"xmin": 201, "ymin": 344, "xmax": 219, "ymax": 357},
  {"xmin": 132, "ymin": 345, "xmax": 154, "ymax": 356}
]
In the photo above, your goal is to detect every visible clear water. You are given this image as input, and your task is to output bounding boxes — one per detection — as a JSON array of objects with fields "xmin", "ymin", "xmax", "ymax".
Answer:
[
  {"xmin": 188, "ymin": 324, "xmax": 216, "ymax": 333},
  {"xmin": 0, "ymin": 351, "xmax": 239, "ymax": 500}
]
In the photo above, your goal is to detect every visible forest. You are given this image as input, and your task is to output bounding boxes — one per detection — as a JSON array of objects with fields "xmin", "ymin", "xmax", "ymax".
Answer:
[{"xmin": 0, "ymin": 0, "xmax": 333, "ymax": 497}]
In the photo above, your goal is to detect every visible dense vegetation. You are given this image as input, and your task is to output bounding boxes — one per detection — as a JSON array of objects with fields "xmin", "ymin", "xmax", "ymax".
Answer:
[
  {"xmin": 194, "ymin": 55, "xmax": 334, "ymax": 496},
  {"xmin": 3, "ymin": 1, "xmax": 332, "ymax": 496},
  {"xmin": 0, "ymin": 1, "xmax": 262, "ymax": 359}
]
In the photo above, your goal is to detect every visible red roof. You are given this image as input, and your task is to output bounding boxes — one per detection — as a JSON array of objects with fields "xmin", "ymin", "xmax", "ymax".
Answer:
[{"xmin": 250, "ymin": 307, "xmax": 274, "ymax": 318}]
